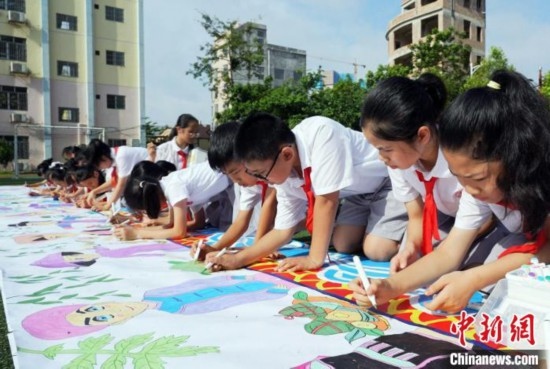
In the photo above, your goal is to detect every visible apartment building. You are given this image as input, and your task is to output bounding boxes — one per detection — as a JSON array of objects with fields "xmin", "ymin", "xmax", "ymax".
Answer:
[
  {"xmin": 387, "ymin": 0, "xmax": 485, "ymax": 68},
  {"xmin": 211, "ymin": 22, "xmax": 306, "ymax": 123},
  {"xmin": 0, "ymin": 0, "xmax": 144, "ymax": 170}
]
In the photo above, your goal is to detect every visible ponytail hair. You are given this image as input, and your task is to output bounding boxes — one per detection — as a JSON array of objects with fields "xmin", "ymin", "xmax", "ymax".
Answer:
[
  {"xmin": 439, "ymin": 70, "xmax": 550, "ymax": 234},
  {"xmin": 124, "ymin": 161, "xmax": 166, "ymax": 219},
  {"xmin": 169, "ymin": 114, "xmax": 199, "ymax": 146},
  {"xmin": 361, "ymin": 73, "xmax": 447, "ymax": 142}
]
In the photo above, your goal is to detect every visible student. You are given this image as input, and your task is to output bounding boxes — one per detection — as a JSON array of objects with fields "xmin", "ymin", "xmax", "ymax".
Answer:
[
  {"xmin": 62, "ymin": 146, "xmax": 82, "ymax": 161},
  {"xmin": 206, "ymin": 113, "xmax": 407, "ymax": 272},
  {"xmin": 84, "ymin": 139, "xmax": 150, "ymax": 211},
  {"xmin": 351, "ymin": 70, "xmax": 550, "ymax": 313},
  {"xmin": 113, "ymin": 161, "xmax": 231, "ymax": 240},
  {"xmin": 191, "ymin": 121, "xmax": 277, "ymax": 259},
  {"xmin": 155, "ymin": 114, "xmax": 201, "ymax": 169},
  {"xmin": 360, "ymin": 73, "xmax": 477, "ymax": 271}
]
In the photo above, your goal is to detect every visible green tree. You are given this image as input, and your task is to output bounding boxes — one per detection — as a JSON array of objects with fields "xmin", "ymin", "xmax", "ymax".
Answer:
[
  {"xmin": 365, "ymin": 64, "xmax": 411, "ymax": 89},
  {"xmin": 541, "ymin": 71, "xmax": 550, "ymax": 99},
  {"xmin": 310, "ymin": 77, "xmax": 367, "ymax": 129},
  {"xmin": 409, "ymin": 28, "xmax": 471, "ymax": 100},
  {"xmin": 0, "ymin": 139, "xmax": 13, "ymax": 169},
  {"xmin": 142, "ymin": 117, "xmax": 170, "ymax": 143},
  {"xmin": 463, "ymin": 47, "xmax": 514, "ymax": 90},
  {"xmin": 187, "ymin": 14, "xmax": 264, "ymax": 95}
]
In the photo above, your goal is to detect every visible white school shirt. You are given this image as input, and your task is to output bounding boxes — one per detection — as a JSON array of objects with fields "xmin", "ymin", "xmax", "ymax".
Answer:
[
  {"xmin": 111, "ymin": 146, "xmax": 150, "ymax": 178},
  {"xmin": 273, "ymin": 116, "xmax": 389, "ymax": 230},
  {"xmin": 239, "ymin": 184, "xmax": 264, "ymax": 211},
  {"xmin": 454, "ymin": 191, "xmax": 523, "ymax": 232},
  {"xmin": 159, "ymin": 161, "xmax": 231, "ymax": 209},
  {"xmin": 155, "ymin": 138, "xmax": 190, "ymax": 169},
  {"xmin": 388, "ymin": 149, "xmax": 463, "ymax": 217}
]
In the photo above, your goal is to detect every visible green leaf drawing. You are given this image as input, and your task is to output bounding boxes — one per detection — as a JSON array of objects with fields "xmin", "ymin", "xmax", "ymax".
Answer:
[
  {"xmin": 168, "ymin": 260, "xmax": 206, "ymax": 273},
  {"xmin": 60, "ymin": 294, "xmax": 79, "ymax": 300},
  {"xmin": 18, "ymin": 297, "xmax": 46, "ymax": 304},
  {"xmin": 100, "ymin": 354, "xmax": 126, "ymax": 369},
  {"xmin": 63, "ymin": 353, "xmax": 97, "ymax": 369},
  {"xmin": 19, "ymin": 333, "xmax": 219, "ymax": 369},
  {"xmin": 29, "ymin": 283, "xmax": 62, "ymax": 296},
  {"xmin": 42, "ymin": 344, "xmax": 64, "ymax": 359},
  {"xmin": 78, "ymin": 335, "xmax": 114, "ymax": 352},
  {"xmin": 114, "ymin": 333, "xmax": 154, "ymax": 354}
]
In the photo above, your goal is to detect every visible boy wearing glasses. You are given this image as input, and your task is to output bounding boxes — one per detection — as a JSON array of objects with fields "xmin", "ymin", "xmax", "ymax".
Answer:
[
  {"xmin": 206, "ymin": 113, "xmax": 407, "ymax": 272},
  {"xmin": 191, "ymin": 121, "xmax": 277, "ymax": 259}
]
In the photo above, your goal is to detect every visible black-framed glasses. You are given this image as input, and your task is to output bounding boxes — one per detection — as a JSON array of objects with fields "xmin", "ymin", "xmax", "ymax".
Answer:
[{"xmin": 245, "ymin": 147, "xmax": 284, "ymax": 181}]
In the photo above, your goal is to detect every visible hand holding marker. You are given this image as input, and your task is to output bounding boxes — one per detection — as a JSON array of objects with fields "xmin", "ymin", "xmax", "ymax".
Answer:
[
  {"xmin": 353, "ymin": 255, "xmax": 377, "ymax": 308},
  {"xmin": 193, "ymin": 239, "xmax": 203, "ymax": 262},
  {"xmin": 202, "ymin": 247, "xmax": 228, "ymax": 273}
]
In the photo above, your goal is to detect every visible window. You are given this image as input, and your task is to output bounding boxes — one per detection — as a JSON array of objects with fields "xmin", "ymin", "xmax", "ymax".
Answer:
[
  {"xmin": 59, "ymin": 107, "xmax": 79, "ymax": 122},
  {"xmin": 0, "ymin": 35, "xmax": 26, "ymax": 61},
  {"xmin": 293, "ymin": 70, "xmax": 303, "ymax": 81},
  {"xmin": 274, "ymin": 68, "xmax": 285, "ymax": 80},
  {"xmin": 0, "ymin": 0, "xmax": 25, "ymax": 12},
  {"xmin": 107, "ymin": 94, "xmax": 125, "ymax": 109},
  {"xmin": 106, "ymin": 50, "xmax": 125, "ymax": 66},
  {"xmin": 108, "ymin": 139, "xmax": 126, "ymax": 147},
  {"xmin": 463, "ymin": 20, "xmax": 471, "ymax": 38},
  {"xmin": 105, "ymin": 6, "xmax": 124, "ymax": 22},
  {"xmin": 464, "ymin": 0, "xmax": 470, "ymax": 8},
  {"xmin": 57, "ymin": 61, "xmax": 78, "ymax": 77},
  {"xmin": 0, "ymin": 135, "xmax": 29, "ymax": 159},
  {"xmin": 476, "ymin": 0, "xmax": 483, "ymax": 11},
  {"xmin": 0, "ymin": 85, "xmax": 27, "ymax": 110},
  {"xmin": 56, "ymin": 13, "xmax": 77, "ymax": 31},
  {"xmin": 476, "ymin": 26, "xmax": 482, "ymax": 42},
  {"xmin": 477, "ymin": 55, "xmax": 482, "ymax": 65}
]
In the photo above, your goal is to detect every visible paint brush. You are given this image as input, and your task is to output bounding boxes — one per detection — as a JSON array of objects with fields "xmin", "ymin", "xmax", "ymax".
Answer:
[
  {"xmin": 202, "ymin": 247, "xmax": 228, "ymax": 273},
  {"xmin": 353, "ymin": 255, "xmax": 377, "ymax": 308},
  {"xmin": 193, "ymin": 239, "xmax": 203, "ymax": 262}
]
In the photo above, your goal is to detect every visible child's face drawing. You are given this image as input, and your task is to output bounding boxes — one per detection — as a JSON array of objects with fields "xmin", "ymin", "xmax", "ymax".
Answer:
[
  {"xmin": 363, "ymin": 126, "xmax": 423, "ymax": 170},
  {"xmin": 66, "ymin": 302, "xmax": 149, "ymax": 326},
  {"xmin": 222, "ymin": 161, "xmax": 258, "ymax": 187},
  {"xmin": 443, "ymin": 149, "xmax": 504, "ymax": 203}
]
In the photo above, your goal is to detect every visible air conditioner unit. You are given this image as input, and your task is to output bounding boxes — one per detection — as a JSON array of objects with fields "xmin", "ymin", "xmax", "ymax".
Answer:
[
  {"xmin": 7, "ymin": 10, "xmax": 26, "ymax": 23},
  {"xmin": 10, "ymin": 62, "xmax": 29, "ymax": 74},
  {"xmin": 60, "ymin": 21, "xmax": 70, "ymax": 30},
  {"xmin": 10, "ymin": 113, "xmax": 28, "ymax": 123}
]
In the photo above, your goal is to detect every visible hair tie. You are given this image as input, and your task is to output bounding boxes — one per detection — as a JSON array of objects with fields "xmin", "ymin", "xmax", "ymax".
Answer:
[
  {"xmin": 487, "ymin": 80, "xmax": 501, "ymax": 90},
  {"xmin": 139, "ymin": 180, "xmax": 157, "ymax": 189}
]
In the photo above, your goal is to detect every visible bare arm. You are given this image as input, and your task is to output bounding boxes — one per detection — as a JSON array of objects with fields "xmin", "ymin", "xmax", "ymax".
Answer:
[
  {"xmin": 254, "ymin": 187, "xmax": 277, "ymax": 242},
  {"xmin": 211, "ymin": 209, "xmax": 254, "ymax": 250}
]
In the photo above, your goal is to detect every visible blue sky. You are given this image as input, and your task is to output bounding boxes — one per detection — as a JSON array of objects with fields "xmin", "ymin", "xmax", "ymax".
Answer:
[{"xmin": 143, "ymin": 0, "xmax": 550, "ymax": 126}]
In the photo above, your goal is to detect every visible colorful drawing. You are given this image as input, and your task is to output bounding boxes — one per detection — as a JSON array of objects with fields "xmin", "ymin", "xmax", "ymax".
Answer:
[
  {"xmin": 14, "ymin": 230, "xmax": 110, "ymax": 244},
  {"xmin": 18, "ymin": 333, "xmax": 219, "ymax": 369},
  {"xmin": 279, "ymin": 291, "xmax": 390, "ymax": 343},
  {"xmin": 22, "ymin": 274, "xmax": 295, "ymax": 340},
  {"xmin": 32, "ymin": 241, "xmax": 185, "ymax": 268},
  {"xmin": 317, "ymin": 259, "xmax": 390, "ymax": 284},
  {"xmin": 293, "ymin": 330, "xmax": 477, "ymax": 369}
]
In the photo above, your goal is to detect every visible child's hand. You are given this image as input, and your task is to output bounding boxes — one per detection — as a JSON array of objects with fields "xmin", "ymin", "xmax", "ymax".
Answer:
[
  {"xmin": 349, "ymin": 277, "xmax": 398, "ymax": 308},
  {"xmin": 389, "ymin": 244, "xmax": 419, "ymax": 274},
  {"xmin": 113, "ymin": 226, "xmax": 138, "ymax": 241},
  {"xmin": 190, "ymin": 242, "xmax": 217, "ymax": 262},
  {"xmin": 275, "ymin": 256, "xmax": 323, "ymax": 272},
  {"xmin": 424, "ymin": 271, "xmax": 476, "ymax": 314},
  {"xmin": 205, "ymin": 252, "xmax": 242, "ymax": 271}
]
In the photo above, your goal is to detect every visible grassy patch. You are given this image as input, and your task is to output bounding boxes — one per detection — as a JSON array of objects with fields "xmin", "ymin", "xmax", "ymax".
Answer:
[
  {"xmin": 0, "ymin": 173, "xmax": 41, "ymax": 186},
  {"xmin": 0, "ymin": 290, "xmax": 15, "ymax": 369}
]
